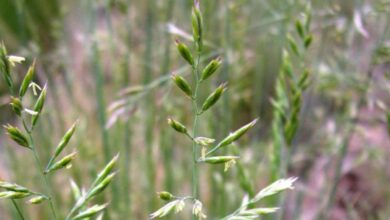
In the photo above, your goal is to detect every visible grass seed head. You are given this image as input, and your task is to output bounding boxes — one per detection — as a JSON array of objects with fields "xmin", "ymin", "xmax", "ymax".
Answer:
[
  {"xmin": 54, "ymin": 120, "xmax": 78, "ymax": 158},
  {"xmin": 281, "ymin": 50, "xmax": 293, "ymax": 78},
  {"xmin": 157, "ymin": 191, "xmax": 174, "ymax": 201},
  {"xmin": 192, "ymin": 0, "xmax": 203, "ymax": 50},
  {"xmin": 31, "ymin": 85, "xmax": 47, "ymax": 126},
  {"xmin": 171, "ymin": 73, "xmax": 193, "ymax": 98},
  {"xmin": 10, "ymin": 97, "xmax": 23, "ymax": 116},
  {"xmin": 28, "ymin": 196, "xmax": 48, "ymax": 204},
  {"xmin": 287, "ymin": 35, "xmax": 299, "ymax": 56},
  {"xmin": 94, "ymin": 154, "xmax": 119, "ymax": 187},
  {"xmin": 45, "ymin": 152, "xmax": 77, "ymax": 173},
  {"xmin": 200, "ymin": 156, "xmax": 239, "ymax": 164},
  {"xmin": 295, "ymin": 20, "xmax": 305, "ymax": 39},
  {"xmin": 167, "ymin": 118, "xmax": 188, "ymax": 134},
  {"xmin": 175, "ymin": 40, "xmax": 194, "ymax": 66},
  {"xmin": 200, "ymin": 57, "xmax": 222, "ymax": 81},
  {"xmin": 0, "ymin": 43, "xmax": 13, "ymax": 89},
  {"xmin": 19, "ymin": 60, "xmax": 35, "ymax": 98},
  {"xmin": 216, "ymin": 118, "xmax": 258, "ymax": 149},
  {"xmin": 4, "ymin": 124, "xmax": 29, "ymax": 148},
  {"xmin": 73, "ymin": 203, "xmax": 109, "ymax": 220},
  {"xmin": 0, "ymin": 191, "xmax": 31, "ymax": 199},
  {"xmin": 201, "ymin": 83, "xmax": 227, "ymax": 113},
  {"xmin": 87, "ymin": 172, "xmax": 117, "ymax": 200},
  {"xmin": 304, "ymin": 34, "xmax": 313, "ymax": 48},
  {"xmin": 298, "ymin": 69, "xmax": 310, "ymax": 90},
  {"xmin": 0, "ymin": 181, "xmax": 30, "ymax": 193}
]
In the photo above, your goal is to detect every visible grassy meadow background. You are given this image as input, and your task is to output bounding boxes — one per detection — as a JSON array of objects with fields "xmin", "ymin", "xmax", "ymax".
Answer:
[{"xmin": 1, "ymin": 0, "xmax": 390, "ymax": 219}]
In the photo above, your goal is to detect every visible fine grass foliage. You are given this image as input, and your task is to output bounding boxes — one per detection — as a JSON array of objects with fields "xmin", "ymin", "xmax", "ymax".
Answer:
[
  {"xmin": 149, "ymin": 1, "xmax": 297, "ymax": 219},
  {"xmin": 0, "ymin": 43, "xmax": 118, "ymax": 220},
  {"xmin": 1, "ymin": 0, "xmax": 388, "ymax": 219}
]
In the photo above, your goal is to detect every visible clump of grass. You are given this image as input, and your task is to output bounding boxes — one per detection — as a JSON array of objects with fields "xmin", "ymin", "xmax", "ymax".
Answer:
[
  {"xmin": 0, "ymin": 43, "xmax": 118, "ymax": 220},
  {"xmin": 149, "ymin": 1, "xmax": 297, "ymax": 219},
  {"xmin": 270, "ymin": 4, "xmax": 313, "ymax": 182}
]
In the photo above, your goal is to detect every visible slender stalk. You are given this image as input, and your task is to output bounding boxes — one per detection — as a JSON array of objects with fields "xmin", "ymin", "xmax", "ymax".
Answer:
[
  {"xmin": 219, "ymin": 0, "xmax": 232, "ymax": 215},
  {"xmin": 101, "ymin": 1, "xmax": 121, "ymax": 215},
  {"xmin": 161, "ymin": 0, "xmax": 175, "ymax": 193},
  {"xmin": 5, "ymin": 148, "xmax": 23, "ymax": 218},
  {"xmin": 11, "ymin": 200, "xmax": 25, "ymax": 220},
  {"xmin": 90, "ymin": 13, "xmax": 111, "ymax": 165},
  {"xmin": 121, "ymin": 0, "xmax": 133, "ymax": 217},
  {"xmin": 85, "ymin": 3, "xmax": 116, "ymax": 216},
  {"xmin": 4, "ymin": 85, "xmax": 24, "ymax": 219},
  {"xmin": 22, "ymin": 120, "xmax": 58, "ymax": 220},
  {"xmin": 143, "ymin": 0, "xmax": 156, "ymax": 211},
  {"xmin": 191, "ymin": 101, "xmax": 199, "ymax": 198},
  {"xmin": 191, "ymin": 50, "xmax": 202, "ymax": 220},
  {"xmin": 31, "ymin": 146, "xmax": 59, "ymax": 220}
]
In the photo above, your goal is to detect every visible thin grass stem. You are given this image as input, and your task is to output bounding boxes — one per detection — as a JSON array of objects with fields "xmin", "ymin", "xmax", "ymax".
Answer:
[
  {"xmin": 191, "ymin": 48, "xmax": 202, "ymax": 220},
  {"xmin": 11, "ymin": 200, "xmax": 25, "ymax": 220},
  {"xmin": 22, "ymin": 119, "xmax": 59, "ymax": 220},
  {"xmin": 161, "ymin": 0, "xmax": 175, "ymax": 194},
  {"xmin": 121, "ymin": 0, "xmax": 133, "ymax": 217},
  {"xmin": 143, "ymin": 0, "xmax": 157, "ymax": 211}
]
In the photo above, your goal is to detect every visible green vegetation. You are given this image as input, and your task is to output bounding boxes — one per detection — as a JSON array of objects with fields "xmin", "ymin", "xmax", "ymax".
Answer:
[{"xmin": 1, "ymin": 0, "xmax": 390, "ymax": 219}]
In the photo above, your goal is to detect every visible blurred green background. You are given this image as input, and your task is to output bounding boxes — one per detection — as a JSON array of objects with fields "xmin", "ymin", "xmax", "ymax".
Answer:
[{"xmin": 1, "ymin": 0, "xmax": 390, "ymax": 219}]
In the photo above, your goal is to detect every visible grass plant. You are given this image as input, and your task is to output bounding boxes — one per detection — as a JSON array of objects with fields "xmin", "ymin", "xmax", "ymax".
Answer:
[
  {"xmin": 0, "ymin": 43, "xmax": 118, "ymax": 220},
  {"xmin": 149, "ymin": 1, "xmax": 297, "ymax": 219},
  {"xmin": 0, "ymin": 0, "xmax": 389, "ymax": 219}
]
